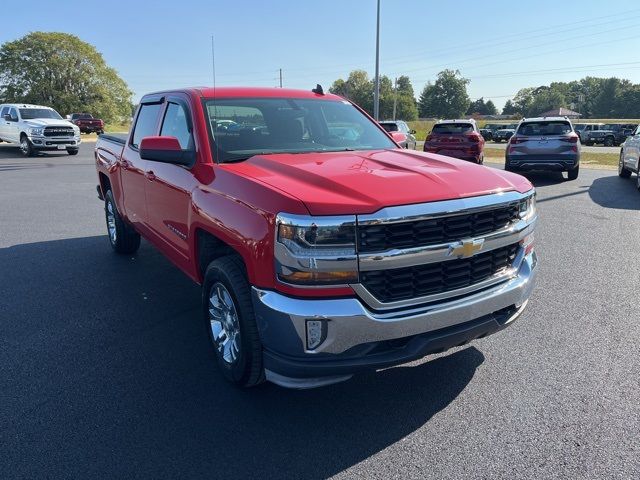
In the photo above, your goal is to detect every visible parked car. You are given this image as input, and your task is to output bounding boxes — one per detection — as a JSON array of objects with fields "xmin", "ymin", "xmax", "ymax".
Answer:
[
  {"xmin": 0, "ymin": 103, "xmax": 80, "ymax": 156},
  {"xmin": 493, "ymin": 124, "xmax": 518, "ymax": 143},
  {"xmin": 617, "ymin": 124, "xmax": 640, "ymax": 187},
  {"xmin": 573, "ymin": 123, "xmax": 611, "ymax": 146},
  {"xmin": 505, "ymin": 117, "xmax": 580, "ymax": 180},
  {"xmin": 94, "ymin": 87, "xmax": 537, "ymax": 389},
  {"xmin": 603, "ymin": 123, "xmax": 637, "ymax": 146},
  {"xmin": 378, "ymin": 120, "xmax": 417, "ymax": 149},
  {"xmin": 423, "ymin": 119, "xmax": 485, "ymax": 163},
  {"xmin": 479, "ymin": 128, "xmax": 493, "ymax": 141},
  {"xmin": 69, "ymin": 112, "xmax": 105, "ymax": 134}
]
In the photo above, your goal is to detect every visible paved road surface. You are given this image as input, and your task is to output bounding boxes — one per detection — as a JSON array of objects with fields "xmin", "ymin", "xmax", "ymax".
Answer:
[{"xmin": 1, "ymin": 143, "xmax": 638, "ymax": 479}]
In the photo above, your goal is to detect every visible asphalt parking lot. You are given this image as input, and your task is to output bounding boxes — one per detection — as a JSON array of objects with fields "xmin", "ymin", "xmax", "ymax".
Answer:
[{"xmin": 1, "ymin": 143, "xmax": 639, "ymax": 479}]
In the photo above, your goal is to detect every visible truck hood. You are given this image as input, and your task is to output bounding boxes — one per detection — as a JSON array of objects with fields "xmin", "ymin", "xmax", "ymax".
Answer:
[
  {"xmin": 227, "ymin": 149, "xmax": 533, "ymax": 215},
  {"xmin": 23, "ymin": 119, "xmax": 76, "ymax": 128}
]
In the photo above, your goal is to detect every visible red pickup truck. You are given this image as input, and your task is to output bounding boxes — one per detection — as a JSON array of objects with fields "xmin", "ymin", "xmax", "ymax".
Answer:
[
  {"xmin": 95, "ymin": 87, "xmax": 538, "ymax": 389},
  {"xmin": 70, "ymin": 113, "xmax": 104, "ymax": 134}
]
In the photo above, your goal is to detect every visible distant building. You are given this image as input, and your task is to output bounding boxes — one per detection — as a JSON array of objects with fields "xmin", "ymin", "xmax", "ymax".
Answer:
[{"xmin": 538, "ymin": 107, "xmax": 582, "ymax": 119}]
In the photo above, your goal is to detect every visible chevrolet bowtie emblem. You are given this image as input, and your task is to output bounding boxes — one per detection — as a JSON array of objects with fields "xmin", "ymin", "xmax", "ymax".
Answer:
[{"xmin": 448, "ymin": 239, "xmax": 484, "ymax": 258}]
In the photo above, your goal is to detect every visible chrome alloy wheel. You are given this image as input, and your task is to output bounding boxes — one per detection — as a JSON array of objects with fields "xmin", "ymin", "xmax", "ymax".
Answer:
[
  {"xmin": 208, "ymin": 282, "xmax": 241, "ymax": 365},
  {"xmin": 20, "ymin": 138, "xmax": 29, "ymax": 155},
  {"xmin": 106, "ymin": 200, "xmax": 117, "ymax": 244}
]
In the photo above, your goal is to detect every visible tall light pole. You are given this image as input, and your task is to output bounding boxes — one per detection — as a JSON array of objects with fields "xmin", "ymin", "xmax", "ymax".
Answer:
[{"xmin": 373, "ymin": 0, "xmax": 381, "ymax": 120}]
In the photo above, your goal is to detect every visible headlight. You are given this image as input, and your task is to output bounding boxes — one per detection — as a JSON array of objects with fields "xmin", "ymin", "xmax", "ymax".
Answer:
[
  {"xmin": 519, "ymin": 192, "xmax": 536, "ymax": 220},
  {"xmin": 275, "ymin": 213, "xmax": 357, "ymax": 286},
  {"xmin": 73, "ymin": 127, "xmax": 80, "ymax": 135},
  {"xmin": 28, "ymin": 127, "xmax": 44, "ymax": 136}
]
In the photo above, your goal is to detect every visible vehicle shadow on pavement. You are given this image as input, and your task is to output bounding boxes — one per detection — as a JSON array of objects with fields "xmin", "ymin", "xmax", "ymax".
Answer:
[
  {"xmin": 0, "ymin": 145, "xmax": 70, "ymax": 160},
  {"xmin": 588, "ymin": 174, "xmax": 640, "ymax": 210},
  {"xmin": 516, "ymin": 171, "xmax": 567, "ymax": 186},
  {"xmin": 1, "ymin": 235, "xmax": 484, "ymax": 479}
]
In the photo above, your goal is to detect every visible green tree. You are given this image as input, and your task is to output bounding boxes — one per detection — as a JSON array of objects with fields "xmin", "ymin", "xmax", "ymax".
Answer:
[
  {"xmin": 529, "ymin": 90, "xmax": 567, "ymax": 116},
  {"xmin": 485, "ymin": 100, "xmax": 497, "ymax": 115},
  {"xmin": 502, "ymin": 99, "xmax": 517, "ymax": 115},
  {"xmin": 466, "ymin": 97, "xmax": 496, "ymax": 115},
  {"xmin": 418, "ymin": 70, "xmax": 470, "ymax": 118},
  {"xmin": 0, "ymin": 32, "xmax": 132, "ymax": 123},
  {"xmin": 329, "ymin": 70, "xmax": 373, "ymax": 113},
  {"xmin": 386, "ymin": 75, "xmax": 418, "ymax": 120}
]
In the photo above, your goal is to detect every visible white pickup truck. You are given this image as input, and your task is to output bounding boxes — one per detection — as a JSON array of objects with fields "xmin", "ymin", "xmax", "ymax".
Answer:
[{"xmin": 0, "ymin": 103, "xmax": 81, "ymax": 156}]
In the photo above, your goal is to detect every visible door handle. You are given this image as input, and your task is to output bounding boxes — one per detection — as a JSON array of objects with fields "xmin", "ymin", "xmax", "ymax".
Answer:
[{"xmin": 145, "ymin": 171, "xmax": 156, "ymax": 181}]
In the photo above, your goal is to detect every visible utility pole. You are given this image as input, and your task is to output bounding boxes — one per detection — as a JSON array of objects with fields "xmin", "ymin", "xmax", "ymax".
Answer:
[
  {"xmin": 392, "ymin": 77, "xmax": 398, "ymax": 120},
  {"xmin": 373, "ymin": 0, "xmax": 381, "ymax": 120},
  {"xmin": 279, "ymin": 69, "xmax": 283, "ymax": 88}
]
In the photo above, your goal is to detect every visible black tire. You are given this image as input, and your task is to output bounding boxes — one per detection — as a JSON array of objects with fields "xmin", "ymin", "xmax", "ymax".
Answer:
[
  {"xmin": 104, "ymin": 190, "xmax": 140, "ymax": 254},
  {"xmin": 19, "ymin": 135, "xmax": 34, "ymax": 157},
  {"xmin": 604, "ymin": 136, "xmax": 614, "ymax": 147},
  {"xmin": 202, "ymin": 255, "xmax": 264, "ymax": 387},
  {"xmin": 584, "ymin": 140, "xmax": 592, "ymax": 146},
  {"xmin": 67, "ymin": 148, "xmax": 79, "ymax": 156},
  {"xmin": 619, "ymin": 151, "xmax": 631, "ymax": 178},
  {"xmin": 566, "ymin": 165, "xmax": 579, "ymax": 181}
]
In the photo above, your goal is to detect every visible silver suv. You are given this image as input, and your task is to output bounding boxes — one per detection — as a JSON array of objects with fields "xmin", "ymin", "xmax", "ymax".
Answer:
[
  {"xmin": 0, "ymin": 103, "xmax": 81, "ymax": 156},
  {"xmin": 505, "ymin": 117, "xmax": 581, "ymax": 180}
]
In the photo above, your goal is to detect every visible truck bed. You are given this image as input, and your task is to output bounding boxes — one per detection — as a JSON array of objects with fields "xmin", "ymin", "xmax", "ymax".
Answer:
[{"xmin": 99, "ymin": 133, "xmax": 127, "ymax": 145}]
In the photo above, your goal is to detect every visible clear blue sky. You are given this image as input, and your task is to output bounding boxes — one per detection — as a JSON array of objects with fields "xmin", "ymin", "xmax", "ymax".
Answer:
[{"xmin": 4, "ymin": 0, "xmax": 640, "ymax": 109}]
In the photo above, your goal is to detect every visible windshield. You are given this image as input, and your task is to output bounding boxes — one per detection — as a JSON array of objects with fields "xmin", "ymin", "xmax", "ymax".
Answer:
[
  {"xmin": 432, "ymin": 123, "xmax": 473, "ymax": 134},
  {"xmin": 518, "ymin": 121, "xmax": 572, "ymax": 136},
  {"xmin": 19, "ymin": 108, "xmax": 63, "ymax": 120},
  {"xmin": 74, "ymin": 113, "xmax": 93, "ymax": 119},
  {"xmin": 204, "ymin": 97, "xmax": 396, "ymax": 162}
]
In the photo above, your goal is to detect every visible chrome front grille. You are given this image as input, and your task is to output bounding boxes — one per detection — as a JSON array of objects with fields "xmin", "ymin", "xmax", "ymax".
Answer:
[
  {"xmin": 357, "ymin": 203, "xmax": 520, "ymax": 253},
  {"xmin": 360, "ymin": 243, "xmax": 519, "ymax": 304},
  {"xmin": 44, "ymin": 127, "xmax": 74, "ymax": 137},
  {"xmin": 354, "ymin": 191, "xmax": 536, "ymax": 309}
]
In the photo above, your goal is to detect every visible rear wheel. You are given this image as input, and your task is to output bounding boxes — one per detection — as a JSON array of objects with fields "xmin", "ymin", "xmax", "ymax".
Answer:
[
  {"xmin": 618, "ymin": 151, "xmax": 631, "ymax": 178},
  {"xmin": 203, "ymin": 255, "xmax": 264, "ymax": 387},
  {"xmin": 104, "ymin": 190, "xmax": 140, "ymax": 254},
  {"xmin": 19, "ymin": 135, "xmax": 34, "ymax": 157},
  {"xmin": 567, "ymin": 165, "xmax": 579, "ymax": 181}
]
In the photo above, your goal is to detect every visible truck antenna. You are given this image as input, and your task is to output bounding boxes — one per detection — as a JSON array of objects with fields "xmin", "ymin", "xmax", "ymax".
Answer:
[{"xmin": 211, "ymin": 34, "xmax": 220, "ymax": 164}]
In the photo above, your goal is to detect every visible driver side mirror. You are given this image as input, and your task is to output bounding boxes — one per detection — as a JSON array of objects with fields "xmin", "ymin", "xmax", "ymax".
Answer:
[
  {"xmin": 139, "ymin": 136, "xmax": 195, "ymax": 166},
  {"xmin": 409, "ymin": 129, "xmax": 416, "ymax": 135}
]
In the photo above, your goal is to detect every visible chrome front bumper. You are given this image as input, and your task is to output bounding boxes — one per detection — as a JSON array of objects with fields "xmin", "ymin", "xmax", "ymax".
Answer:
[
  {"xmin": 252, "ymin": 250, "xmax": 537, "ymax": 387},
  {"xmin": 28, "ymin": 134, "xmax": 81, "ymax": 148}
]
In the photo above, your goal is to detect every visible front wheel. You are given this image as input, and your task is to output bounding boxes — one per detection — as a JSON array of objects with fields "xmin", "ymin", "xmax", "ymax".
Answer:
[
  {"xmin": 20, "ymin": 135, "xmax": 34, "ymax": 157},
  {"xmin": 67, "ymin": 148, "xmax": 79, "ymax": 156},
  {"xmin": 203, "ymin": 255, "xmax": 264, "ymax": 387},
  {"xmin": 567, "ymin": 165, "xmax": 579, "ymax": 181},
  {"xmin": 104, "ymin": 190, "xmax": 140, "ymax": 254},
  {"xmin": 619, "ymin": 152, "xmax": 631, "ymax": 178},
  {"xmin": 604, "ymin": 136, "xmax": 614, "ymax": 147}
]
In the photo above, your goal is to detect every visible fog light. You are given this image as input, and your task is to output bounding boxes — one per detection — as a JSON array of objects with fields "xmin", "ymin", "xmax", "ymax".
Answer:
[{"xmin": 306, "ymin": 319, "xmax": 327, "ymax": 350}]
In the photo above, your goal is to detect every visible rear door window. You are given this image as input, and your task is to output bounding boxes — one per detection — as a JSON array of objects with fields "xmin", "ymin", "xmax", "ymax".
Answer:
[
  {"xmin": 131, "ymin": 103, "xmax": 162, "ymax": 149},
  {"xmin": 432, "ymin": 123, "xmax": 473, "ymax": 134},
  {"xmin": 380, "ymin": 123, "xmax": 399, "ymax": 132},
  {"xmin": 518, "ymin": 121, "xmax": 572, "ymax": 136}
]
